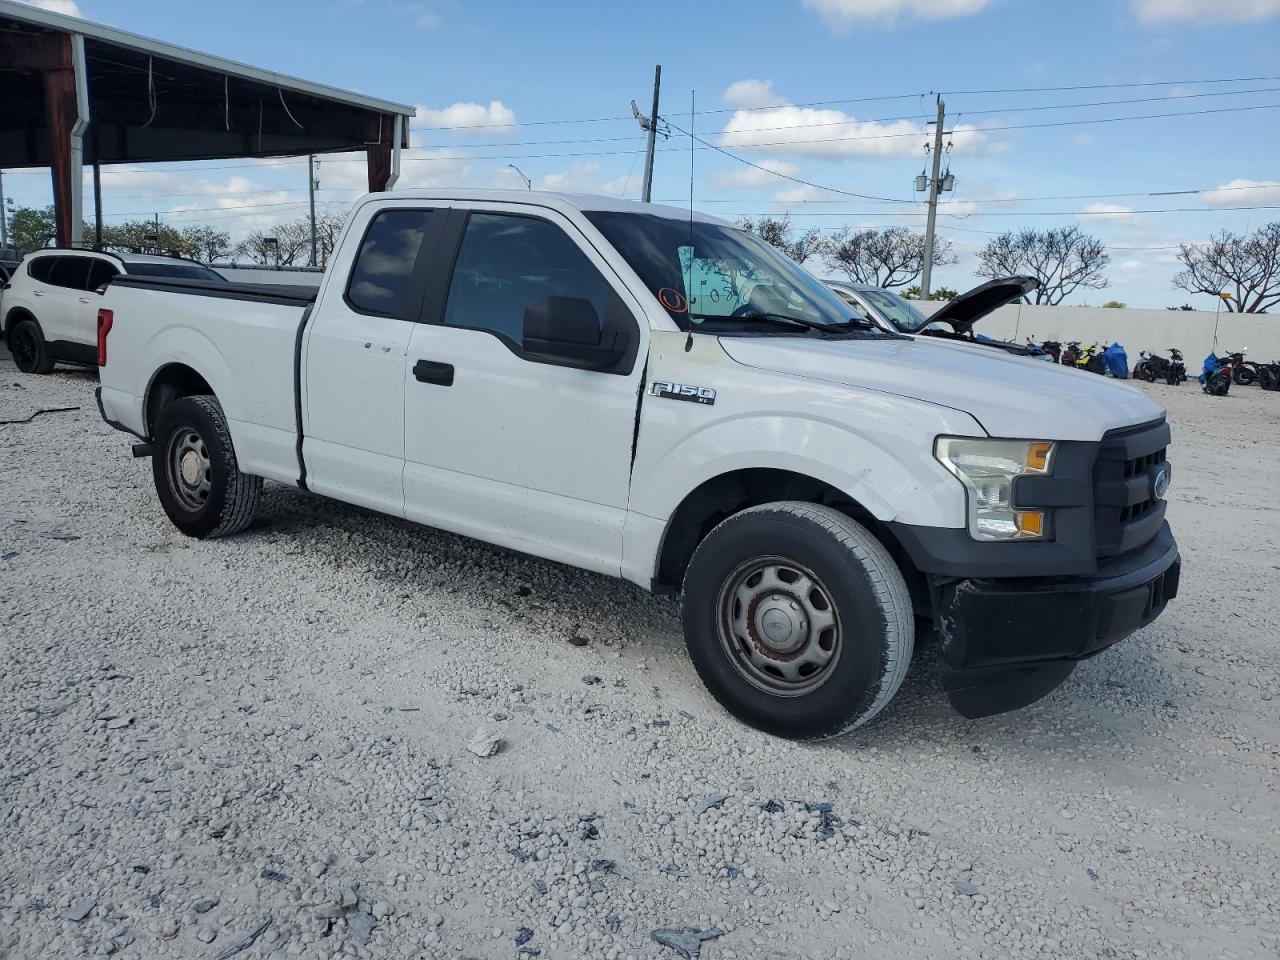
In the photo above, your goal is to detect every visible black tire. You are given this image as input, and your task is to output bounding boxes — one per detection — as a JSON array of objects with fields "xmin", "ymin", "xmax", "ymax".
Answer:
[
  {"xmin": 151, "ymin": 395, "xmax": 261, "ymax": 538},
  {"xmin": 680, "ymin": 502, "xmax": 913, "ymax": 740},
  {"xmin": 1166, "ymin": 372, "xmax": 1179, "ymax": 386},
  {"xmin": 1233, "ymin": 366, "xmax": 1257, "ymax": 386},
  {"xmin": 9, "ymin": 318, "xmax": 54, "ymax": 374}
]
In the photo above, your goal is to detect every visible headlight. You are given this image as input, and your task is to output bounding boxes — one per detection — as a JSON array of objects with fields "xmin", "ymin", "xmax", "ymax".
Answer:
[{"xmin": 935, "ymin": 438, "xmax": 1056, "ymax": 541}]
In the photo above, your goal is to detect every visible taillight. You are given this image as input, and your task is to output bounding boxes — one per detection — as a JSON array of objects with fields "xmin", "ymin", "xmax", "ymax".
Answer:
[{"xmin": 97, "ymin": 308, "xmax": 113, "ymax": 366}]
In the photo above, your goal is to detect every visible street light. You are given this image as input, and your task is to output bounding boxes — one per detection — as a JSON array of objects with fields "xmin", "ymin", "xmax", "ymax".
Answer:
[{"xmin": 508, "ymin": 164, "xmax": 532, "ymax": 190}]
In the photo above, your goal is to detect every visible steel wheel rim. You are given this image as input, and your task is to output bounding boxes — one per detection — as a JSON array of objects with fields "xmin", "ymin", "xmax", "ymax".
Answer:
[
  {"xmin": 715, "ymin": 555, "xmax": 842, "ymax": 697},
  {"xmin": 11, "ymin": 327, "xmax": 36, "ymax": 369},
  {"xmin": 166, "ymin": 427, "xmax": 212, "ymax": 511}
]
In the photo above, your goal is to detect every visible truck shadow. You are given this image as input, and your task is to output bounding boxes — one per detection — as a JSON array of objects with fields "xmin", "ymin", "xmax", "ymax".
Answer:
[{"xmin": 245, "ymin": 481, "xmax": 1171, "ymax": 748}]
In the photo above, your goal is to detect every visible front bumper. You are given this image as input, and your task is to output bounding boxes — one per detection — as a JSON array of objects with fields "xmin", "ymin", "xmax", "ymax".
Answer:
[{"xmin": 936, "ymin": 523, "xmax": 1179, "ymax": 718}]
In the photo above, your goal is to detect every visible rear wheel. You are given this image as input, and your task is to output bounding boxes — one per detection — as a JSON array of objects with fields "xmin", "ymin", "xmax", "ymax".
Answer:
[
  {"xmin": 152, "ymin": 395, "xmax": 261, "ymax": 538},
  {"xmin": 1233, "ymin": 365, "xmax": 1257, "ymax": 386},
  {"xmin": 680, "ymin": 502, "xmax": 914, "ymax": 740},
  {"xmin": 9, "ymin": 319, "xmax": 54, "ymax": 374}
]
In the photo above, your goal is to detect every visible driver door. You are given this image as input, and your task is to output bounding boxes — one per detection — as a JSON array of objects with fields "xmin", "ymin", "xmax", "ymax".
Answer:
[{"xmin": 402, "ymin": 207, "xmax": 646, "ymax": 576}]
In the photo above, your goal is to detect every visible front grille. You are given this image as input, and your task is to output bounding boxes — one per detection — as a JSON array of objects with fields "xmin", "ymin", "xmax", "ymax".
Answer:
[{"xmin": 1093, "ymin": 420, "xmax": 1170, "ymax": 558}]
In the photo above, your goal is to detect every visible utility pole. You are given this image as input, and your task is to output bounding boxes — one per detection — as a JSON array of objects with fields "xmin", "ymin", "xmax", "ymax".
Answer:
[
  {"xmin": 920, "ymin": 96, "xmax": 945, "ymax": 299},
  {"xmin": 633, "ymin": 65, "xmax": 662, "ymax": 203},
  {"xmin": 308, "ymin": 155, "xmax": 318, "ymax": 267},
  {"xmin": 0, "ymin": 169, "xmax": 8, "ymax": 251}
]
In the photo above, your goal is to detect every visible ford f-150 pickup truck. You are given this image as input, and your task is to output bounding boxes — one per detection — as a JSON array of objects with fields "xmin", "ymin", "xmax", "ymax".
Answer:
[{"xmin": 94, "ymin": 190, "xmax": 1180, "ymax": 739}]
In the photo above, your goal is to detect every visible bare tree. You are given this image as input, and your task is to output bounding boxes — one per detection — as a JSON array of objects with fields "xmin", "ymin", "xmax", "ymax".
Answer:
[
  {"xmin": 975, "ymin": 226, "xmax": 1108, "ymax": 305},
  {"xmin": 736, "ymin": 215, "xmax": 824, "ymax": 264},
  {"xmin": 1172, "ymin": 223, "xmax": 1280, "ymax": 313},
  {"xmin": 822, "ymin": 226, "xmax": 952, "ymax": 288}
]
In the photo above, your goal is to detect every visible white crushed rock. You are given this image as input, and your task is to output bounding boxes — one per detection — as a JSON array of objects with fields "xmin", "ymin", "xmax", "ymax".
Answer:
[{"xmin": 1, "ymin": 356, "xmax": 1278, "ymax": 960}]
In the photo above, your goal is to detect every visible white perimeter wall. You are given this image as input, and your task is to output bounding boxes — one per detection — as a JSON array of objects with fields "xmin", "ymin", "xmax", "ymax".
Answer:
[{"xmin": 917, "ymin": 301, "xmax": 1280, "ymax": 363}]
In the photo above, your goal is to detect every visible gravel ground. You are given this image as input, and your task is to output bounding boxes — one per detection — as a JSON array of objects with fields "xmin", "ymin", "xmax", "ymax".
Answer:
[{"xmin": 2, "ymin": 352, "xmax": 1278, "ymax": 960}]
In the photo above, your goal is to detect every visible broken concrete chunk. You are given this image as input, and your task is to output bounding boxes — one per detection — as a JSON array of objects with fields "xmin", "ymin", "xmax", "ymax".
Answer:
[
  {"xmin": 694, "ymin": 794, "xmax": 729, "ymax": 817},
  {"xmin": 347, "ymin": 911, "xmax": 376, "ymax": 945},
  {"xmin": 64, "ymin": 897, "xmax": 95, "ymax": 922},
  {"xmin": 651, "ymin": 927, "xmax": 723, "ymax": 959}
]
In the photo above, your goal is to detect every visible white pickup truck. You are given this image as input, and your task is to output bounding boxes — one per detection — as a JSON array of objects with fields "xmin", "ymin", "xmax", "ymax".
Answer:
[{"xmin": 95, "ymin": 190, "xmax": 1180, "ymax": 739}]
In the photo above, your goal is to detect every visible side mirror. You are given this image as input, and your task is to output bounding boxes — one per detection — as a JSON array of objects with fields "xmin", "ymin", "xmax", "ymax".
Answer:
[{"xmin": 523, "ymin": 295, "xmax": 628, "ymax": 371}]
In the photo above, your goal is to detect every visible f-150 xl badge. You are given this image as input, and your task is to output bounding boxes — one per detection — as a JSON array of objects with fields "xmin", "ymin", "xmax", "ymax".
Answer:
[{"xmin": 650, "ymin": 380, "xmax": 716, "ymax": 405}]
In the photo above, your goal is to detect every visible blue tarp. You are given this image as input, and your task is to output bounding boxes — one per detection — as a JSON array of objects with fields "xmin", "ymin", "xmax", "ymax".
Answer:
[
  {"xmin": 1103, "ymin": 342, "xmax": 1129, "ymax": 379},
  {"xmin": 1200, "ymin": 352, "xmax": 1219, "ymax": 384}
]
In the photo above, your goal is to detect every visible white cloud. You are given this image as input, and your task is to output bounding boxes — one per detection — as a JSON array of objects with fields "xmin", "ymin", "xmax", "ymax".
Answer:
[
  {"xmin": 722, "ymin": 79, "xmax": 785, "ymax": 109},
  {"xmin": 709, "ymin": 160, "xmax": 802, "ymax": 190},
  {"xmin": 1201, "ymin": 178, "xmax": 1280, "ymax": 207},
  {"xmin": 537, "ymin": 162, "xmax": 602, "ymax": 193},
  {"xmin": 771, "ymin": 184, "xmax": 844, "ymax": 204},
  {"xmin": 1132, "ymin": 0, "xmax": 1280, "ymax": 21},
  {"xmin": 17, "ymin": 0, "xmax": 83, "ymax": 14},
  {"xmin": 1080, "ymin": 202, "xmax": 1139, "ymax": 222},
  {"xmin": 1072, "ymin": 132, "xmax": 1097, "ymax": 148},
  {"xmin": 804, "ymin": 0, "xmax": 989, "ymax": 26},
  {"xmin": 1117, "ymin": 259, "xmax": 1144, "ymax": 273},
  {"xmin": 719, "ymin": 102, "xmax": 987, "ymax": 159},
  {"xmin": 415, "ymin": 100, "xmax": 517, "ymax": 135}
]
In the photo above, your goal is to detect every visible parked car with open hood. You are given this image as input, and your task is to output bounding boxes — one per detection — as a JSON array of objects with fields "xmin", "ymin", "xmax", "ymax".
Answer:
[{"xmin": 825, "ymin": 276, "xmax": 1044, "ymax": 357}]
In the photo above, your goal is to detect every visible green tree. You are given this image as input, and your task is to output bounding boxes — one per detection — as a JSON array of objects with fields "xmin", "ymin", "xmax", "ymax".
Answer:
[
  {"xmin": 1102, "ymin": 300, "xmax": 1127, "ymax": 309},
  {"xmin": 8, "ymin": 206, "xmax": 58, "ymax": 253}
]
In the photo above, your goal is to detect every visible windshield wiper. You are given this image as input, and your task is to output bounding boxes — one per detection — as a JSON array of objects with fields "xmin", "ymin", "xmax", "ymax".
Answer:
[{"xmin": 693, "ymin": 311, "xmax": 872, "ymax": 336}]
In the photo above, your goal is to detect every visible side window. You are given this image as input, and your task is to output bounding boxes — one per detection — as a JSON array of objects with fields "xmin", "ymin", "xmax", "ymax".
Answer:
[
  {"xmin": 86, "ymin": 259, "xmax": 119, "ymax": 290},
  {"xmin": 345, "ymin": 209, "xmax": 433, "ymax": 317},
  {"xmin": 48, "ymin": 256, "xmax": 91, "ymax": 290},
  {"xmin": 27, "ymin": 257, "xmax": 54, "ymax": 284},
  {"xmin": 443, "ymin": 213, "xmax": 615, "ymax": 349}
]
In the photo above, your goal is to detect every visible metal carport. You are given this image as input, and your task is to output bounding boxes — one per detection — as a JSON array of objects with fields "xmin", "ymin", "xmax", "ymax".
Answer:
[{"xmin": 0, "ymin": 0, "xmax": 414, "ymax": 248}]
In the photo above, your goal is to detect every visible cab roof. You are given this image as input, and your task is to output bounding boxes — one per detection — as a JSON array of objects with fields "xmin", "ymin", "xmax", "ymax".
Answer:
[{"xmin": 359, "ymin": 189, "xmax": 735, "ymax": 227}]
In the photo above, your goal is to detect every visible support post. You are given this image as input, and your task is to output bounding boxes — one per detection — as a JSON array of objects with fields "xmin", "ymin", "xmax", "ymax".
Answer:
[
  {"xmin": 641, "ymin": 65, "xmax": 661, "ymax": 203},
  {"xmin": 92, "ymin": 161, "xmax": 102, "ymax": 249},
  {"xmin": 0, "ymin": 169, "xmax": 8, "ymax": 251},
  {"xmin": 308, "ymin": 154, "xmax": 317, "ymax": 267},
  {"xmin": 920, "ymin": 96, "xmax": 945, "ymax": 299},
  {"xmin": 43, "ymin": 42, "xmax": 77, "ymax": 248},
  {"xmin": 366, "ymin": 113, "xmax": 393, "ymax": 193},
  {"xmin": 69, "ymin": 34, "xmax": 89, "ymax": 249}
]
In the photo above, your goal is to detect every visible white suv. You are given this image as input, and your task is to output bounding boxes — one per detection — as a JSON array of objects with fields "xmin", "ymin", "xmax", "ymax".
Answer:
[{"xmin": 2, "ymin": 250, "xmax": 226, "ymax": 374}]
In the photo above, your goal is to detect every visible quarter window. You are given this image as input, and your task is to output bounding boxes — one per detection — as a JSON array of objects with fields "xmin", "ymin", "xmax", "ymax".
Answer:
[
  {"xmin": 86, "ymin": 259, "xmax": 119, "ymax": 290},
  {"xmin": 346, "ymin": 209, "xmax": 434, "ymax": 317},
  {"xmin": 443, "ymin": 213, "xmax": 616, "ymax": 348}
]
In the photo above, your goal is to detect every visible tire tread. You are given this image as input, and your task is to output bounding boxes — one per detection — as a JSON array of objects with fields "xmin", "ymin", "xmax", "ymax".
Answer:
[{"xmin": 184, "ymin": 395, "xmax": 261, "ymax": 538}]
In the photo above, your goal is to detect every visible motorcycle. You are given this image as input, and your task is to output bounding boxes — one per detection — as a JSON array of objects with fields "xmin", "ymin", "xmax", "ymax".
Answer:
[
  {"xmin": 1022, "ymin": 337, "xmax": 1056, "ymax": 362},
  {"xmin": 1259, "ymin": 361, "xmax": 1280, "ymax": 392},
  {"xmin": 1061, "ymin": 341, "xmax": 1082, "ymax": 367},
  {"xmin": 1074, "ymin": 342, "xmax": 1107, "ymax": 375},
  {"xmin": 1216, "ymin": 348, "xmax": 1259, "ymax": 386},
  {"xmin": 1200, "ymin": 352, "xmax": 1232, "ymax": 396},
  {"xmin": 1134, "ymin": 348, "xmax": 1187, "ymax": 385},
  {"xmin": 1038, "ymin": 339, "xmax": 1063, "ymax": 364}
]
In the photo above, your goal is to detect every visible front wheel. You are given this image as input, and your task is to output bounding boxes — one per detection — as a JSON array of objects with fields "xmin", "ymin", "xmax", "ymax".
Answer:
[
  {"xmin": 680, "ymin": 502, "xmax": 914, "ymax": 740},
  {"xmin": 9, "ymin": 319, "xmax": 54, "ymax": 374},
  {"xmin": 1233, "ymin": 366, "xmax": 1257, "ymax": 386},
  {"xmin": 152, "ymin": 395, "xmax": 261, "ymax": 538}
]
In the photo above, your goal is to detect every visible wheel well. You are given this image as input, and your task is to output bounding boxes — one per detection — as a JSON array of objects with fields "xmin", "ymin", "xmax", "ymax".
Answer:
[
  {"xmin": 4, "ymin": 307, "xmax": 35, "ymax": 338},
  {"xmin": 653, "ymin": 467, "xmax": 926, "ymax": 608},
  {"xmin": 145, "ymin": 364, "xmax": 214, "ymax": 437}
]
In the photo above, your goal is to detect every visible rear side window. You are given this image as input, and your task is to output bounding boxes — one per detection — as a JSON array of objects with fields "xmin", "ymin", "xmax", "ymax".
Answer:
[
  {"xmin": 47, "ymin": 256, "xmax": 92, "ymax": 290},
  {"xmin": 27, "ymin": 257, "xmax": 55, "ymax": 283},
  {"xmin": 443, "ymin": 213, "xmax": 615, "ymax": 348},
  {"xmin": 345, "ymin": 209, "xmax": 433, "ymax": 318},
  {"xmin": 87, "ymin": 259, "xmax": 119, "ymax": 290}
]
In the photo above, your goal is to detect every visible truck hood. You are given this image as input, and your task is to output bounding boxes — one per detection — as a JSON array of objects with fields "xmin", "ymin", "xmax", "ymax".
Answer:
[
  {"xmin": 718, "ymin": 335, "xmax": 1165, "ymax": 441},
  {"xmin": 918, "ymin": 276, "xmax": 1038, "ymax": 333}
]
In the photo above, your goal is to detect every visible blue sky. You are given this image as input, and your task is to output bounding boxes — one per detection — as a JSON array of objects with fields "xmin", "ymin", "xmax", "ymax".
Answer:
[{"xmin": 6, "ymin": 0, "xmax": 1280, "ymax": 307}]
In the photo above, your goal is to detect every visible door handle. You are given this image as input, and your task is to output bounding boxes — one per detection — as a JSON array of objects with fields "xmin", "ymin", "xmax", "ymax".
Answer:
[
  {"xmin": 78, "ymin": 297, "xmax": 92, "ymax": 303},
  {"xmin": 413, "ymin": 359, "xmax": 454, "ymax": 386},
  {"xmin": 32, "ymin": 290, "xmax": 44, "ymax": 297}
]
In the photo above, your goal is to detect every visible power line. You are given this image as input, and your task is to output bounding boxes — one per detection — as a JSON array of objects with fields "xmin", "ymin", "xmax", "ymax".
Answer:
[
  {"xmin": 714, "ymin": 204, "xmax": 1280, "ymax": 218},
  {"xmin": 942, "ymin": 75, "xmax": 1280, "ymax": 96}
]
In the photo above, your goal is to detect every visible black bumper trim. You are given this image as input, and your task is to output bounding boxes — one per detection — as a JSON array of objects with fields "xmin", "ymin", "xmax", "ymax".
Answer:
[{"xmin": 935, "ymin": 522, "xmax": 1179, "ymax": 718}]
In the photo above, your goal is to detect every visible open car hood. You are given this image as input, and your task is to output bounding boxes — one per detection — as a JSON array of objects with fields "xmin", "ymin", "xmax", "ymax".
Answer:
[{"xmin": 914, "ymin": 276, "xmax": 1038, "ymax": 333}]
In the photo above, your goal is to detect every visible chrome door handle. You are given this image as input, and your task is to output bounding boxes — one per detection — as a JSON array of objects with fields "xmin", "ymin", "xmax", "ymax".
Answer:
[{"xmin": 78, "ymin": 297, "xmax": 92, "ymax": 303}]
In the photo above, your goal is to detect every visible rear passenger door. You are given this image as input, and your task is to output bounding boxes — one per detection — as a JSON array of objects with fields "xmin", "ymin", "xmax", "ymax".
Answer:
[
  {"xmin": 302, "ymin": 204, "xmax": 446, "ymax": 517},
  {"xmin": 38, "ymin": 256, "xmax": 94, "ymax": 347},
  {"xmin": 401, "ymin": 207, "xmax": 647, "ymax": 576}
]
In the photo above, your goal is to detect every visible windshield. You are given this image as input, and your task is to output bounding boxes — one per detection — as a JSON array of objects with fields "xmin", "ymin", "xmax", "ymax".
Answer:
[
  {"xmin": 584, "ymin": 211, "xmax": 869, "ymax": 333},
  {"xmin": 857, "ymin": 288, "xmax": 932, "ymax": 333},
  {"xmin": 125, "ymin": 262, "xmax": 227, "ymax": 282}
]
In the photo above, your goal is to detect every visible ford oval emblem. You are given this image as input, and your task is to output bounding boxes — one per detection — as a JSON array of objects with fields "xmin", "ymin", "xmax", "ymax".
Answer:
[{"xmin": 1152, "ymin": 468, "xmax": 1169, "ymax": 500}]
